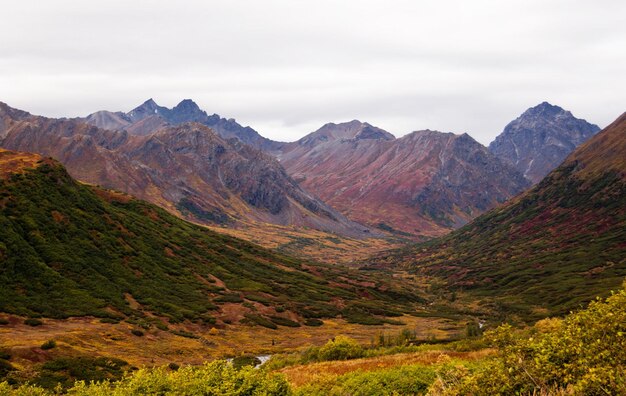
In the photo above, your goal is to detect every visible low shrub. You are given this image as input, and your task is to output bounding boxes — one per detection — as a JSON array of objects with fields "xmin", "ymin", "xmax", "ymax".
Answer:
[
  {"xmin": 231, "ymin": 355, "xmax": 261, "ymax": 370},
  {"xmin": 304, "ymin": 318, "xmax": 324, "ymax": 327},
  {"xmin": 130, "ymin": 329, "xmax": 143, "ymax": 337},
  {"xmin": 0, "ymin": 360, "xmax": 289, "ymax": 394},
  {"xmin": 318, "ymin": 336, "xmax": 364, "ymax": 361},
  {"xmin": 243, "ymin": 313, "xmax": 277, "ymax": 330},
  {"xmin": 41, "ymin": 340, "xmax": 56, "ymax": 350},
  {"xmin": 24, "ymin": 318, "xmax": 43, "ymax": 327},
  {"xmin": 99, "ymin": 318, "xmax": 120, "ymax": 324},
  {"xmin": 269, "ymin": 316, "xmax": 300, "ymax": 327}
]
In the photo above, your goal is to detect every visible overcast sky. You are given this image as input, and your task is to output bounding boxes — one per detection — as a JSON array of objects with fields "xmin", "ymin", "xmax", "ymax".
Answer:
[{"xmin": 1, "ymin": 0, "xmax": 624, "ymax": 145}]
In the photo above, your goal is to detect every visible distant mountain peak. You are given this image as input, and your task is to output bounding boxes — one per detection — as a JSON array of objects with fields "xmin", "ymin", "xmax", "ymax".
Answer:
[
  {"xmin": 174, "ymin": 99, "xmax": 201, "ymax": 112},
  {"xmin": 298, "ymin": 120, "xmax": 395, "ymax": 147},
  {"xmin": 489, "ymin": 103, "xmax": 600, "ymax": 183},
  {"xmin": 127, "ymin": 98, "xmax": 167, "ymax": 121},
  {"xmin": 522, "ymin": 101, "xmax": 569, "ymax": 118}
]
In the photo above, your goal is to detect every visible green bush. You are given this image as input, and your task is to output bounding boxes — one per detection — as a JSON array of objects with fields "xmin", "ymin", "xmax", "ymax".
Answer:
[
  {"xmin": 243, "ymin": 313, "xmax": 278, "ymax": 330},
  {"xmin": 130, "ymin": 329, "xmax": 143, "ymax": 337},
  {"xmin": 0, "ymin": 360, "xmax": 289, "ymax": 395},
  {"xmin": 269, "ymin": 316, "xmax": 301, "ymax": 327},
  {"xmin": 304, "ymin": 318, "xmax": 324, "ymax": 327},
  {"xmin": 0, "ymin": 319, "xmax": 9, "ymax": 325},
  {"xmin": 24, "ymin": 318, "xmax": 43, "ymax": 327},
  {"xmin": 295, "ymin": 363, "xmax": 437, "ymax": 396},
  {"xmin": 40, "ymin": 340, "xmax": 56, "ymax": 350},
  {"xmin": 318, "ymin": 336, "xmax": 364, "ymax": 361},
  {"xmin": 231, "ymin": 355, "xmax": 262, "ymax": 370},
  {"xmin": 0, "ymin": 360, "xmax": 15, "ymax": 378}
]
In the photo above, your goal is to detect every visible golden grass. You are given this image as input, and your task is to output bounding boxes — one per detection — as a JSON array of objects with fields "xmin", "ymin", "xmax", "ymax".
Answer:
[
  {"xmin": 280, "ymin": 348, "xmax": 495, "ymax": 387},
  {"xmin": 0, "ymin": 149, "xmax": 46, "ymax": 179},
  {"xmin": 0, "ymin": 314, "xmax": 462, "ymax": 370},
  {"xmin": 207, "ymin": 221, "xmax": 403, "ymax": 264}
]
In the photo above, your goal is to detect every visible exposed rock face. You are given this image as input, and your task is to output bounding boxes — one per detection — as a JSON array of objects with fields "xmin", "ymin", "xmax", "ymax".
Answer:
[
  {"xmin": 277, "ymin": 121, "xmax": 529, "ymax": 237},
  {"xmin": 489, "ymin": 102, "xmax": 600, "ymax": 183},
  {"xmin": 0, "ymin": 102, "xmax": 369, "ymax": 237},
  {"xmin": 83, "ymin": 98, "xmax": 283, "ymax": 151}
]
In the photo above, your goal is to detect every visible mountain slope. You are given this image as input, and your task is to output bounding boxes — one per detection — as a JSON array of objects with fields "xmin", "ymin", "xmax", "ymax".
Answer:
[
  {"xmin": 84, "ymin": 98, "xmax": 282, "ymax": 151},
  {"xmin": 278, "ymin": 121, "xmax": 529, "ymax": 237},
  {"xmin": 489, "ymin": 102, "xmax": 600, "ymax": 183},
  {"xmin": 0, "ymin": 148, "xmax": 421, "ymax": 322},
  {"xmin": 373, "ymin": 112, "xmax": 626, "ymax": 319},
  {"xmin": 0, "ymin": 102, "xmax": 370, "ymax": 239}
]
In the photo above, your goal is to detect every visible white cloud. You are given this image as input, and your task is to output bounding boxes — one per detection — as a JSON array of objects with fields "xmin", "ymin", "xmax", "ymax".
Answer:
[{"xmin": 1, "ymin": 0, "xmax": 624, "ymax": 145}]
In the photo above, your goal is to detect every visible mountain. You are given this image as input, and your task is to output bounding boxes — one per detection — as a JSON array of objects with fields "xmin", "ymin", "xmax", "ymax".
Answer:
[
  {"xmin": 489, "ymin": 102, "xmax": 600, "ymax": 183},
  {"xmin": 372, "ymin": 112, "xmax": 626, "ymax": 319},
  {"xmin": 0, "ymin": 148, "xmax": 421, "ymax": 322},
  {"xmin": 0, "ymin": 102, "xmax": 371, "ymax": 239},
  {"xmin": 83, "ymin": 98, "xmax": 282, "ymax": 151},
  {"xmin": 277, "ymin": 121, "xmax": 530, "ymax": 237}
]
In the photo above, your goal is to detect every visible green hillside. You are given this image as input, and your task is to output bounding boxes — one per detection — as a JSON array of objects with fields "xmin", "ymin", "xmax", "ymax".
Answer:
[
  {"xmin": 372, "ymin": 113, "xmax": 626, "ymax": 320},
  {"xmin": 0, "ymin": 149, "xmax": 421, "ymax": 323}
]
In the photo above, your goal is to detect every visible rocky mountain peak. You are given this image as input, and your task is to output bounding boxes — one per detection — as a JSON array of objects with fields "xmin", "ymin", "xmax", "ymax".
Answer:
[
  {"xmin": 298, "ymin": 120, "xmax": 395, "ymax": 147},
  {"xmin": 127, "ymin": 98, "xmax": 168, "ymax": 121},
  {"xmin": 489, "ymin": 103, "xmax": 600, "ymax": 183}
]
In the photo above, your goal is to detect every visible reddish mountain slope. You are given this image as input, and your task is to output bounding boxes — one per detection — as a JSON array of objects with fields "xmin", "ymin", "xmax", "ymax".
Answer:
[
  {"xmin": 278, "ymin": 121, "xmax": 529, "ymax": 237},
  {"xmin": 373, "ymin": 112, "xmax": 626, "ymax": 318},
  {"xmin": 0, "ymin": 102, "xmax": 370, "ymax": 238}
]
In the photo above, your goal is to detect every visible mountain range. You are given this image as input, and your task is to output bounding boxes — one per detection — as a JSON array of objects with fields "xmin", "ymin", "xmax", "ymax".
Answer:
[
  {"xmin": 83, "ymin": 98, "xmax": 282, "ymax": 152},
  {"xmin": 371, "ymin": 112, "xmax": 626, "ymax": 320},
  {"xmin": 0, "ymin": 99, "xmax": 603, "ymax": 245},
  {"xmin": 0, "ymin": 102, "xmax": 368, "ymax": 239}
]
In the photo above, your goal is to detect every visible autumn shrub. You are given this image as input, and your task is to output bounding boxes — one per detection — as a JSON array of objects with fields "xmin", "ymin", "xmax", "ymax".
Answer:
[
  {"xmin": 318, "ymin": 336, "xmax": 364, "ymax": 361},
  {"xmin": 432, "ymin": 282, "xmax": 626, "ymax": 395},
  {"xmin": 24, "ymin": 318, "xmax": 43, "ymax": 327},
  {"xmin": 0, "ymin": 360, "xmax": 290, "ymax": 395},
  {"xmin": 40, "ymin": 340, "xmax": 56, "ymax": 350},
  {"xmin": 130, "ymin": 329, "xmax": 143, "ymax": 337},
  {"xmin": 295, "ymin": 363, "xmax": 437, "ymax": 396}
]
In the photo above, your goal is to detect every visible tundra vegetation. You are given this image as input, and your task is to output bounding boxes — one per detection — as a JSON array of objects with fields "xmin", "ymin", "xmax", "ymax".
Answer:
[{"xmin": 0, "ymin": 283, "xmax": 623, "ymax": 395}]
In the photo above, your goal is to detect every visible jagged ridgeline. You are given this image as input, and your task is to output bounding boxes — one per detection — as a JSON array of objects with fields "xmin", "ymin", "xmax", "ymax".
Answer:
[
  {"xmin": 372, "ymin": 113, "xmax": 626, "ymax": 320},
  {"xmin": 0, "ymin": 149, "xmax": 422, "ymax": 321}
]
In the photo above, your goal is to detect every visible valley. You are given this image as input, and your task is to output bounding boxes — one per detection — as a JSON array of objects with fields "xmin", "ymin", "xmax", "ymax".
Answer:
[{"xmin": 0, "ymin": 103, "xmax": 623, "ymax": 395}]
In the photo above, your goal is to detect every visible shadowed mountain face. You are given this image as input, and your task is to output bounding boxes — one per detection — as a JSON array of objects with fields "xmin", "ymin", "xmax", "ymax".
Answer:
[
  {"xmin": 0, "ymin": 102, "xmax": 370, "ymax": 237},
  {"xmin": 489, "ymin": 102, "xmax": 600, "ymax": 184},
  {"xmin": 374, "ymin": 112, "xmax": 626, "ymax": 319},
  {"xmin": 83, "ymin": 98, "xmax": 282, "ymax": 152},
  {"xmin": 277, "ymin": 121, "xmax": 530, "ymax": 237}
]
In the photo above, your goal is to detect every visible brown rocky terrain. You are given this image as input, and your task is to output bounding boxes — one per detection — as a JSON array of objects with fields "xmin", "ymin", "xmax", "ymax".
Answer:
[{"xmin": 277, "ymin": 120, "xmax": 530, "ymax": 237}]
